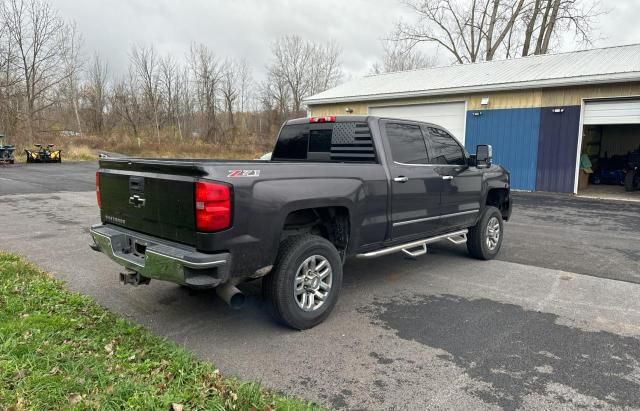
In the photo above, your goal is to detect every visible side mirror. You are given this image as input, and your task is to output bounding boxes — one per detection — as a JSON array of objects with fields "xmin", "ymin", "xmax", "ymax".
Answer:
[{"xmin": 476, "ymin": 144, "xmax": 493, "ymax": 168}]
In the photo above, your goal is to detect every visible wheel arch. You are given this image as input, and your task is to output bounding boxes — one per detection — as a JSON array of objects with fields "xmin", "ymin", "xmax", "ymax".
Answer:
[
  {"xmin": 280, "ymin": 205, "xmax": 352, "ymax": 260},
  {"xmin": 485, "ymin": 187, "xmax": 511, "ymax": 221}
]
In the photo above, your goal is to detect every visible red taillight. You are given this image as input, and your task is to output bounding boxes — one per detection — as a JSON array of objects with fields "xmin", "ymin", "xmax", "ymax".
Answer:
[
  {"xmin": 95, "ymin": 171, "xmax": 101, "ymax": 208},
  {"xmin": 195, "ymin": 181, "xmax": 231, "ymax": 232},
  {"xmin": 309, "ymin": 116, "xmax": 336, "ymax": 123}
]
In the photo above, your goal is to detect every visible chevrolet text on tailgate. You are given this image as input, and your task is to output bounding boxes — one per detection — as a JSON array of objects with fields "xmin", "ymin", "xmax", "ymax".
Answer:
[{"xmin": 90, "ymin": 116, "xmax": 511, "ymax": 329}]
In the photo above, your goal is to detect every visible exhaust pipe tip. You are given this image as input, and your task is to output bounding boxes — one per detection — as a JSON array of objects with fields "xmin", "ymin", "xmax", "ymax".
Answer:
[
  {"xmin": 216, "ymin": 283, "xmax": 245, "ymax": 309},
  {"xmin": 228, "ymin": 292, "xmax": 246, "ymax": 309}
]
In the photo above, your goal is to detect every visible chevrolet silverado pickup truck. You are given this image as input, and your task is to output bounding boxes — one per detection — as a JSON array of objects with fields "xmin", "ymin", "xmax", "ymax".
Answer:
[{"xmin": 90, "ymin": 115, "xmax": 511, "ymax": 329}]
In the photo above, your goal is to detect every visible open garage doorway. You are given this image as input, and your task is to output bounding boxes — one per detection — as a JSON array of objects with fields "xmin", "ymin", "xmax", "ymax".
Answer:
[{"xmin": 577, "ymin": 99, "xmax": 640, "ymax": 201}]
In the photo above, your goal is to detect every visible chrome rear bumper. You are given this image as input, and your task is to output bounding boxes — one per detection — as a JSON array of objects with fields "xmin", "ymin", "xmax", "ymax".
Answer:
[{"xmin": 90, "ymin": 224, "xmax": 230, "ymax": 287}]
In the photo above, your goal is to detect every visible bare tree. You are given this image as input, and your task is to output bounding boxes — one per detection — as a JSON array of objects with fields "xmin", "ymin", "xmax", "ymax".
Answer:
[
  {"xmin": 61, "ymin": 21, "xmax": 83, "ymax": 135},
  {"xmin": 160, "ymin": 54, "xmax": 180, "ymax": 139},
  {"xmin": 269, "ymin": 35, "xmax": 312, "ymax": 113},
  {"xmin": 111, "ymin": 70, "xmax": 142, "ymax": 145},
  {"xmin": 392, "ymin": 0, "xmax": 604, "ymax": 63},
  {"xmin": 268, "ymin": 35, "xmax": 343, "ymax": 114},
  {"xmin": 85, "ymin": 53, "xmax": 108, "ymax": 134},
  {"xmin": 189, "ymin": 43, "xmax": 221, "ymax": 142},
  {"xmin": 370, "ymin": 40, "xmax": 436, "ymax": 74},
  {"xmin": 236, "ymin": 58, "xmax": 252, "ymax": 132},
  {"xmin": 237, "ymin": 58, "xmax": 251, "ymax": 113},
  {"xmin": 130, "ymin": 44, "xmax": 162, "ymax": 142},
  {"xmin": 176, "ymin": 65, "xmax": 193, "ymax": 140},
  {"xmin": 262, "ymin": 71, "xmax": 290, "ymax": 117},
  {"xmin": 1, "ymin": 0, "xmax": 74, "ymax": 139},
  {"xmin": 0, "ymin": 14, "xmax": 21, "ymax": 135},
  {"xmin": 220, "ymin": 59, "xmax": 238, "ymax": 138},
  {"xmin": 308, "ymin": 40, "xmax": 342, "ymax": 95}
]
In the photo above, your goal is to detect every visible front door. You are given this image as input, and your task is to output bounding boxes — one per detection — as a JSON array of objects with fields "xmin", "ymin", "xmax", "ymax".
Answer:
[
  {"xmin": 424, "ymin": 125, "xmax": 481, "ymax": 229},
  {"xmin": 382, "ymin": 121, "xmax": 443, "ymax": 241}
]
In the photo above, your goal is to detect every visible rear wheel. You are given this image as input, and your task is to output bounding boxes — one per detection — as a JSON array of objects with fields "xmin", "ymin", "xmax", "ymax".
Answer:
[
  {"xmin": 625, "ymin": 170, "xmax": 636, "ymax": 192},
  {"xmin": 467, "ymin": 206, "xmax": 503, "ymax": 260},
  {"xmin": 263, "ymin": 234, "xmax": 342, "ymax": 330}
]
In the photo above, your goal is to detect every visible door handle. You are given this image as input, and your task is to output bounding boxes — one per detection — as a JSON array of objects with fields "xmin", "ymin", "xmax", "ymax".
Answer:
[
  {"xmin": 393, "ymin": 176, "xmax": 409, "ymax": 183},
  {"xmin": 442, "ymin": 175, "xmax": 454, "ymax": 181}
]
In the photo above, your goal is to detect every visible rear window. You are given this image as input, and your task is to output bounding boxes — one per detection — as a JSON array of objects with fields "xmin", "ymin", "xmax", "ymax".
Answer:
[{"xmin": 272, "ymin": 122, "xmax": 377, "ymax": 163}]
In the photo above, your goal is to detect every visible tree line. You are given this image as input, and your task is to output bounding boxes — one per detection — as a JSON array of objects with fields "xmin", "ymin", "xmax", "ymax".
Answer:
[
  {"xmin": 0, "ymin": 0, "xmax": 343, "ymax": 147},
  {"xmin": 0, "ymin": 0, "xmax": 603, "ymax": 148}
]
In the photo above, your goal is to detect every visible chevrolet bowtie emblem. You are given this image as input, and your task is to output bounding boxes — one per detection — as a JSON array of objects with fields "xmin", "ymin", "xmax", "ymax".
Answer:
[{"xmin": 128, "ymin": 194, "xmax": 146, "ymax": 208}]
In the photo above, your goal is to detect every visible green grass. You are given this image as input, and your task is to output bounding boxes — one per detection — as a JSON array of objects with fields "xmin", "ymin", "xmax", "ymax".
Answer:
[{"xmin": 0, "ymin": 252, "xmax": 320, "ymax": 411}]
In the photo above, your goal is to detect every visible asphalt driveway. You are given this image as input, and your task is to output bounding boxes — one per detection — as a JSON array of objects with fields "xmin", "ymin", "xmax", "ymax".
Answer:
[{"xmin": 1, "ymin": 162, "xmax": 640, "ymax": 409}]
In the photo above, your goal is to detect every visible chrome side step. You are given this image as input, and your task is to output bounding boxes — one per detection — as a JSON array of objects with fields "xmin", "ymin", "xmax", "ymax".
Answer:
[
  {"xmin": 447, "ymin": 232, "xmax": 468, "ymax": 245},
  {"xmin": 356, "ymin": 229, "xmax": 469, "ymax": 259}
]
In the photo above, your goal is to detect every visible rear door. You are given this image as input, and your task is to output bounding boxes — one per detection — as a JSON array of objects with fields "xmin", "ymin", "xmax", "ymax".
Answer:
[
  {"xmin": 423, "ymin": 126, "xmax": 481, "ymax": 229},
  {"xmin": 381, "ymin": 120, "xmax": 443, "ymax": 241}
]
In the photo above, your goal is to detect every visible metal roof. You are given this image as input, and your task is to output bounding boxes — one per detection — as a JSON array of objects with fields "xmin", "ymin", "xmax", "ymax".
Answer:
[{"xmin": 305, "ymin": 44, "xmax": 640, "ymax": 105}]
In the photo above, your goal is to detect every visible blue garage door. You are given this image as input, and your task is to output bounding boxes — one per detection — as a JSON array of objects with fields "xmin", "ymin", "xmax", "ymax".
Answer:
[
  {"xmin": 536, "ymin": 106, "xmax": 581, "ymax": 193},
  {"xmin": 465, "ymin": 108, "xmax": 541, "ymax": 191}
]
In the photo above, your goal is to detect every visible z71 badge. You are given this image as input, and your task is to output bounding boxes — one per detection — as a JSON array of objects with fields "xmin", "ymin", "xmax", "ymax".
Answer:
[{"xmin": 227, "ymin": 169, "xmax": 260, "ymax": 177}]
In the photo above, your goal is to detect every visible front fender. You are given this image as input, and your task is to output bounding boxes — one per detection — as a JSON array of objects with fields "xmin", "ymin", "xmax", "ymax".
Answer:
[{"xmin": 481, "ymin": 165, "xmax": 512, "ymax": 220}]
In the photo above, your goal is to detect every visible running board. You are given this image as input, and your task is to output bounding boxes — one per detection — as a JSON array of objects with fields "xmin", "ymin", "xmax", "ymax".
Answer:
[{"xmin": 356, "ymin": 229, "xmax": 468, "ymax": 259}]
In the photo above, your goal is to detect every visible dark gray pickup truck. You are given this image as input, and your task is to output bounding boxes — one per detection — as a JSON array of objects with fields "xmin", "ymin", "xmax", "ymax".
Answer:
[{"xmin": 90, "ymin": 115, "xmax": 511, "ymax": 329}]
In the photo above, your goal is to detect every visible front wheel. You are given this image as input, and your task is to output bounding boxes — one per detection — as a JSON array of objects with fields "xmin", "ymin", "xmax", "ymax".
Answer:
[
  {"xmin": 467, "ymin": 206, "xmax": 504, "ymax": 260},
  {"xmin": 263, "ymin": 234, "xmax": 343, "ymax": 330}
]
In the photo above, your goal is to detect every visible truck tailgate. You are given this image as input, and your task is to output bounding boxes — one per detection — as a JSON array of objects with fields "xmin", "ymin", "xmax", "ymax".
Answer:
[{"xmin": 99, "ymin": 164, "xmax": 198, "ymax": 245}]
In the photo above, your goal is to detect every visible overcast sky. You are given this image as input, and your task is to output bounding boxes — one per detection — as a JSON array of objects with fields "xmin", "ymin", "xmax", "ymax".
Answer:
[{"xmin": 51, "ymin": 0, "xmax": 640, "ymax": 82}]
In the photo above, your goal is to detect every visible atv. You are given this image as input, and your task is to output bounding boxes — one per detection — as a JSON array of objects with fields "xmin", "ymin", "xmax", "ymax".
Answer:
[
  {"xmin": 625, "ymin": 150, "xmax": 640, "ymax": 192},
  {"xmin": 0, "ymin": 134, "xmax": 15, "ymax": 164},
  {"xmin": 25, "ymin": 143, "xmax": 62, "ymax": 163}
]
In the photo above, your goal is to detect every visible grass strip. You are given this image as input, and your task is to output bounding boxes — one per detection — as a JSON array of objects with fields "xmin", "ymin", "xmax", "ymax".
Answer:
[{"xmin": 0, "ymin": 252, "xmax": 320, "ymax": 411}]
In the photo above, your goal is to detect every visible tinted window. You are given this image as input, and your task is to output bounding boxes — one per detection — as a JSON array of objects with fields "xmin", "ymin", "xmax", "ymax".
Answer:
[
  {"xmin": 272, "ymin": 122, "xmax": 377, "ymax": 163},
  {"xmin": 386, "ymin": 123, "xmax": 429, "ymax": 164},
  {"xmin": 308, "ymin": 129, "xmax": 332, "ymax": 152},
  {"xmin": 426, "ymin": 127, "xmax": 465, "ymax": 165},
  {"xmin": 272, "ymin": 126, "xmax": 308, "ymax": 160}
]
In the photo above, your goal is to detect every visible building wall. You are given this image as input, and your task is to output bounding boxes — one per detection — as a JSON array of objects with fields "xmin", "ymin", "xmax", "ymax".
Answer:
[
  {"xmin": 308, "ymin": 82, "xmax": 640, "ymax": 115},
  {"xmin": 541, "ymin": 83, "xmax": 640, "ymax": 107},
  {"xmin": 308, "ymin": 90, "xmax": 545, "ymax": 116},
  {"xmin": 307, "ymin": 81, "xmax": 640, "ymax": 193},
  {"xmin": 465, "ymin": 108, "xmax": 541, "ymax": 191}
]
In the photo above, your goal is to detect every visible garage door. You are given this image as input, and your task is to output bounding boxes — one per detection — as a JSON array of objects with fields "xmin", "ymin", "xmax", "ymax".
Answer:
[
  {"xmin": 583, "ymin": 99, "xmax": 640, "ymax": 125},
  {"xmin": 369, "ymin": 102, "xmax": 467, "ymax": 143}
]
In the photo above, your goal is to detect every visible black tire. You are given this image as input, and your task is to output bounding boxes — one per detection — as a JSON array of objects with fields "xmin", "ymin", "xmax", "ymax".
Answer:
[
  {"xmin": 467, "ymin": 206, "xmax": 504, "ymax": 260},
  {"xmin": 625, "ymin": 171, "xmax": 635, "ymax": 192},
  {"xmin": 263, "ymin": 234, "xmax": 343, "ymax": 330}
]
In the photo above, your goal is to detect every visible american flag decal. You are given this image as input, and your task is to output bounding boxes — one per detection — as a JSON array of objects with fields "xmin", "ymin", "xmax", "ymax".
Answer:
[{"xmin": 330, "ymin": 122, "xmax": 376, "ymax": 162}]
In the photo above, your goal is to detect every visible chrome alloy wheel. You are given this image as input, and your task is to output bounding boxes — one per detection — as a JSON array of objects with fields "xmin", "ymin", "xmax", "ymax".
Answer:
[
  {"xmin": 294, "ymin": 255, "xmax": 333, "ymax": 312},
  {"xmin": 485, "ymin": 216, "xmax": 501, "ymax": 251}
]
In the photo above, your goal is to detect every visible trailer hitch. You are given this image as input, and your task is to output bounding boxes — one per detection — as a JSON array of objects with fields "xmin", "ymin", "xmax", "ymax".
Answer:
[{"xmin": 119, "ymin": 269, "xmax": 151, "ymax": 286}]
